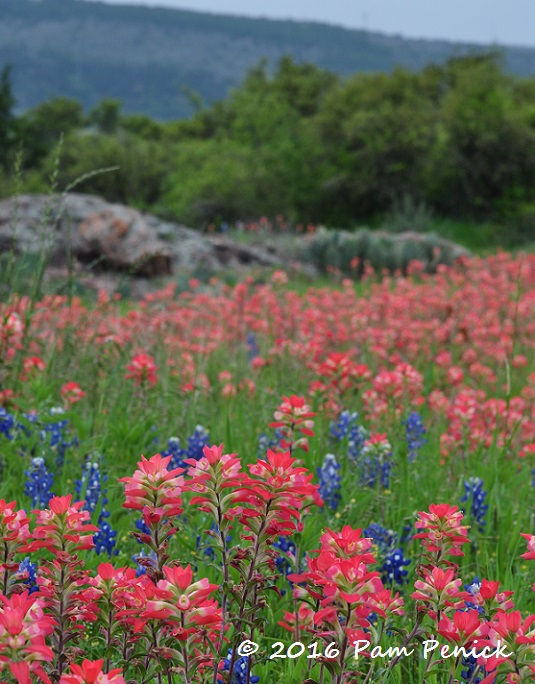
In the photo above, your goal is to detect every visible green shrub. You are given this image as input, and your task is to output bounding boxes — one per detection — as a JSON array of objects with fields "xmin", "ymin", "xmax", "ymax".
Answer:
[{"xmin": 304, "ymin": 227, "xmax": 469, "ymax": 276}]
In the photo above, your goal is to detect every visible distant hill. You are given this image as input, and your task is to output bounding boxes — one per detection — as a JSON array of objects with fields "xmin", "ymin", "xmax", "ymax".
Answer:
[{"xmin": 3, "ymin": 0, "xmax": 535, "ymax": 119}]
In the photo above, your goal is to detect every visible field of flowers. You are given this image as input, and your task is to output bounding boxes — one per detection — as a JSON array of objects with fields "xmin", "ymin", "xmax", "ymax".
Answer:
[{"xmin": 1, "ymin": 252, "xmax": 535, "ymax": 683}]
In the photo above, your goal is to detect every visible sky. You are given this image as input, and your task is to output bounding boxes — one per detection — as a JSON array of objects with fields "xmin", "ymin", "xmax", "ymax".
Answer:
[{"xmin": 96, "ymin": 0, "xmax": 535, "ymax": 48}]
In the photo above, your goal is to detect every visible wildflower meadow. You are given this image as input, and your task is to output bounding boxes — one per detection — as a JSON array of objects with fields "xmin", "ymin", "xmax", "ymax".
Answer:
[{"xmin": 1, "ymin": 253, "xmax": 535, "ymax": 683}]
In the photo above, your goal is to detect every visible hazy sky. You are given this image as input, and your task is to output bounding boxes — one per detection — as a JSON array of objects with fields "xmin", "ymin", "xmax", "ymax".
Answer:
[{"xmin": 97, "ymin": 0, "xmax": 535, "ymax": 48}]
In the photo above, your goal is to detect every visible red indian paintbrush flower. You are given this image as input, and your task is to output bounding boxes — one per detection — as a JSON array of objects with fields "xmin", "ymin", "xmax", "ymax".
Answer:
[
  {"xmin": 0, "ymin": 312, "xmax": 23, "ymax": 353},
  {"xmin": 113, "ymin": 574, "xmax": 160, "ymax": 635},
  {"xmin": 93, "ymin": 563, "xmax": 137, "ymax": 593},
  {"xmin": 315, "ymin": 353, "xmax": 371, "ymax": 406},
  {"xmin": 464, "ymin": 579, "xmax": 515, "ymax": 619},
  {"xmin": 143, "ymin": 564, "xmax": 221, "ymax": 631},
  {"xmin": 0, "ymin": 500, "xmax": 31, "ymax": 545},
  {"xmin": 59, "ymin": 658, "xmax": 126, "ymax": 684},
  {"xmin": 278, "ymin": 602, "xmax": 315, "ymax": 633},
  {"xmin": 21, "ymin": 356, "xmax": 46, "ymax": 380},
  {"xmin": 119, "ymin": 453, "xmax": 184, "ymax": 521},
  {"xmin": 269, "ymin": 395, "xmax": 315, "ymax": 453},
  {"xmin": 0, "ymin": 591, "xmax": 56, "ymax": 684},
  {"xmin": 185, "ymin": 444, "xmax": 244, "ymax": 505},
  {"xmin": 319, "ymin": 526, "xmax": 375, "ymax": 560},
  {"xmin": 367, "ymin": 589, "xmax": 405, "ymax": 619},
  {"xmin": 125, "ymin": 353, "xmax": 158, "ymax": 386},
  {"xmin": 475, "ymin": 610, "xmax": 535, "ymax": 682},
  {"xmin": 248, "ymin": 448, "xmax": 319, "ymax": 497},
  {"xmin": 437, "ymin": 609, "xmax": 488, "ymax": 647},
  {"xmin": 412, "ymin": 566, "xmax": 470, "ymax": 617},
  {"xmin": 0, "ymin": 501, "xmax": 31, "ymax": 575},
  {"xmin": 414, "ymin": 503, "xmax": 470, "ymax": 560},
  {"xmin": 21, "ymin": 495, "xmax": 99, "ymax": 556},
  {"xmin": 289, "ymin": 526, "xmax": 384, "ymax": 612},
  {"xmin": 288, "ymin": 522, "xmax": 390, "ymax": 678},
  {"xmin": 235, "ymin": 449, "xmax": 323, "ymax": 537},
  {"xmin": 521, "ymin": 533, "xmax": 535, "ymax": 561},
  {"xmin": 119, "ymin": 454, "xmax": 185, "ymax": 572},
  {"xmin": 61, "ymin": 382, "xmax": 86, "ymax": 406},
  {"xmin": 15, "ymin": 497, "xmax": 101, "ymax": 677}
]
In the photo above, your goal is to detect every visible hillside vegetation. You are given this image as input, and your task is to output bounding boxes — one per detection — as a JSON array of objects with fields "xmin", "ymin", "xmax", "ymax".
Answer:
[
  {"xmin": 2, "ymin": 0, "xmax": 535, "ymax": 119},
  {"xmin": 1, "ymin": 53, "xmax": 535, "ymax": 247}
]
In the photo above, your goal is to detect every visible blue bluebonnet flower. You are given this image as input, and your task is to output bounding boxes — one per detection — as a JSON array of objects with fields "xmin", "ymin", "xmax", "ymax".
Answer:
[
  {"xmin": 371, "ymin": 459, "xmax": 393, "ymax": 488},
  {"xmin": 246, "ymin": 332, "xmax": 260, "ymax": 361},
  {"xmin": 531, "ymin": 468, "xmax": 535, "ymax": 487},
  {"xmin": 220, "ymin": 650, "xmax": 259, "ymax": 684},
  {"xmin": 161, "ymin": 426, "xmax": 210, "ymax": 469},
  {"xmin": 363, "ymin": 523, "xmax": 397, "ymax": 552},
  {"xmin": 329, "ymin": 411, "xmax": 368, "ymax": 461},
  {"xmin": 465, "ymin": 577, "xmax": 482, "ymax": 595},
  {"xmin": 38, "ymin": 410, "xmax": 78, "ymax": 467},
  {"xmin": 329, "ymin": 411, "xmax": 369, "ymax": 466},
  {"xmin": 94, "ymin": 513, "xmax": 117, "ymax": 556},
  {"xmin": 317, "ymin": 453, "xmax": 341, "ymax": 510},
  {"xmin": 16, "ymin": 557, "xmax": 39, "ymax": 595},
  {"xmin": 0, "ymin": 407, "xmax": 16, "ymax": 440},
  {"xmin": 272, "ymin": 536, "xmax": 296, "ymax": 577},
  {"xmin": 257, "ymin": 429, "xmax": 283, "ymax": 457},
  {"xmin": 76, "ymin": 460, "xmax": 104, "ymax": 515},
  {"xmin": 76, "ymin": 456, "xmax": 117, "ymax": 556},
  {"xmin": 330, "ymin": 410, "xmax": 358, "ymax": 442},
  {"xmin": 402, "ymin": 412, "xmax": 427, "ymax": 462},
  {"xmin": 359, "ymin": 436, "xmax": 393, "ymax": 489},
  {"xmin": 161, "ymin": 436, "xmax": 185, "ymax": 470},
  {"xmin": 461, "ymin": 655, "xmax": 483, "ymax": 684},
  {"xmin": 15, "ymin": 415, "xmax": 33, "ymax": 438},
  {"xmin": 461, "ymin": 478, "xmax": 488, "ymax": 530},
  {"xmin": 347, "ymin": 424, "xmax": 369, "ymax": 465},
  {"xmin": 24, "ymin": 457, "xmax": 54, "ymax": 508},
  {"xmin": 382, "ymin": 548, "xmax": 411, "ymax": 585},
  {"xmin": 185, "ymin": 425, "xmax": 210, "ymax": 460},
  {"xmin": 364, "ymin": 524, "xmax": 410, "ymax": 586}
]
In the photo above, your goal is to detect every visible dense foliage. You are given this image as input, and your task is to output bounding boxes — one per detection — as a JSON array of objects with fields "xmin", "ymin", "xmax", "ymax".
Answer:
[
  {"xmin": 2, "ymin": 54, "xmax": 535, "ymax": 242},
  {"xmin": 0, "ymin": 254, "xmax": 535, "ymax": 682},
  {"xmin": 0, "ymin": 55, "xmax": 535, "ymax": 244}
]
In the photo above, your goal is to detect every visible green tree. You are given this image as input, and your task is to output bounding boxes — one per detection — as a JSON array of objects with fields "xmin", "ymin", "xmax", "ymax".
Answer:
[
  {"xmin": 18, "ymin": 97, "xmax": 85, "ymax": 167},
  {"xmin": 270, "ymin": 56, "xmax": 337, "ymax": 117},
  {"xmin": 89, "ymin": 98, "xmax": 122, "ymax": 134},
  {"xmin": 0, "ymin": 65, "xmax": 16, "ymax": 170},
  {"xmin": 313, "ymin": 68, "xmax": 438, "ymax": 223},
  {"xmin": 163, "ymin": 139, "xmax": 267, "ymax": 225},
  {"xmin": 122, "ymin": 114, "xmax": 164, "ymax": 141},
  {"xmin": 427, "ymin": 55, "xmax": 535, "ymax": 217},
  {"xmin": 42, "ymin": 131, "xmax": 171, "ymax": 207}
]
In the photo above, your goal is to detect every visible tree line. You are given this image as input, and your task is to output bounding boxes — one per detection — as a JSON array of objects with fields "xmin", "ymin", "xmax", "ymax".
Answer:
[{"xmin": 1, "ymin": 54, "xmax": 535, "ymax": 236}]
